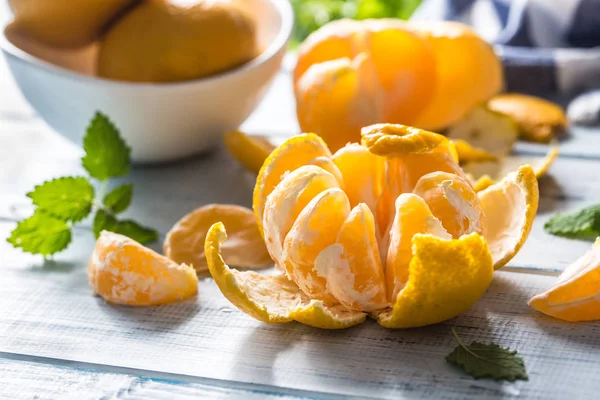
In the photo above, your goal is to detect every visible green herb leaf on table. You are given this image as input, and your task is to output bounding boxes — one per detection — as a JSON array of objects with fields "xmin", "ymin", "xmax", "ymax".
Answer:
[
  {"xmin": 26, "ymin": 177, "xmax": 94, "ymax": 222},
  {"xmin": 81, "ymin": 112, "xmax": 131, "ymax": 181},
  {"xmin": 111, "ymin": 220, "xmax": 158, "ymax": 244},
  {"xmin": 544, "ymin": 205, "xmax": 600, "ymax": 240},
  {"xmin": 93, "ymin": 209, "xmax": 118, "ymax": 239},
  {"xmin": 103, "ymin": 184, "xmax": 133, "ymax": 214},
  {"xmin": 7, "ymin": 211, "xmax": 72, "ymax": 256},
  {"xmin": 446, "ymin": 328, "xmax": 528, "ymax": 382},
  {"xmin": 7, "ymin": 111, "xmax": 158, "ymax": 256}
]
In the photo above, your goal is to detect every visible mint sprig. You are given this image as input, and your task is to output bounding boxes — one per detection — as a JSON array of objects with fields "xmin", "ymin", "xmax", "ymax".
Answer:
[
  {"xmin": 446, "ymin": 328, "xmax": 528, "ymax": 382},
  {"xmin": 544, "ymin": 205, "xmax": 600, "ymax": 240},
  {"xmin": 8, "ymin": 112, "xmax": 158, "ymax": 256}
]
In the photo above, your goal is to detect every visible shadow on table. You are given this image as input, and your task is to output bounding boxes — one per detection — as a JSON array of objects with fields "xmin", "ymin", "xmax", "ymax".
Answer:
[
  {"xmin": 97, "ymin": 295, "xmax": 199, "ymax": 332},
  {"xmin": 229, "ymin": 308, "xmax": 520, "ymax": 397}
]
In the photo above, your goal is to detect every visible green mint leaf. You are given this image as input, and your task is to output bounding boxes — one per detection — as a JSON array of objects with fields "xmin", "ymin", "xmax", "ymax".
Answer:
[
  {"xmin": 7, "ymin": 211, "xmax": 72, "ymax": 256},
  {"xmin": 26, "ymin": 177, "xmax": 94, "ymax": 222},
  {"xmin": 446, "ymin": 328, "xmax": 528, "ymax": 382},
  {"xmin": 544, "ymin": 205, "xmax": 600, "ymax": 240},
  {"xmin": 81, "ymin": 112, "xmax": 131, "ymax": 181},
  {"xmin": 104, "ymin": 219, "xmax": 158, "ymax": 244},
  {"xmin": 93, "ymin": 209, "xmax": 118, "ymax": 239},
  {"xmin": 103, "ymin": 184, "xmax": 133, "ymax": 214}
]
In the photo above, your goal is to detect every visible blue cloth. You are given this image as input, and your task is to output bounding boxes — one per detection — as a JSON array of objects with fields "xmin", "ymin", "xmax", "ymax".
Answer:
[{"xmin": 412, "ymin": 0, "xmax": 600, "ymax": 96}]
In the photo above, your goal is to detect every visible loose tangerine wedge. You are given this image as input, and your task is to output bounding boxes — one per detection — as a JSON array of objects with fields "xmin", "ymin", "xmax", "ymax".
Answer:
[
  {"xmin": 89, "ymin": 231, "xmax": 198, "ymax": 306},
  {"xmin": 478, "ymin": 165, "xmax": 538, "ymax": 269},
  {"xmin": 205, "ymin": 222, "xmax": 366, "ymax": 329},
  {"xmin": 529, "ymin": 239, "xmax": 600, "ymax": 322},
  {"xmin": 164, "ymin": 204, "xmax": 271, "ymax": 273},
  {"xmin": 374, "ymin": 232, "xmax": 493, "ymax": 328}
]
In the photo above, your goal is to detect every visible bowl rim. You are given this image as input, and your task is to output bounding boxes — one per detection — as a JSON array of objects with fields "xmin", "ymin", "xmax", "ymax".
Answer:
[{"xmin": 0, "ymin": 0, "xmax": 293, "ymax": 89}]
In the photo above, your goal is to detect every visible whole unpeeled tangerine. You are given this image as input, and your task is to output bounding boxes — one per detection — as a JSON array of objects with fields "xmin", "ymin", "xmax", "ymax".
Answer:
[
  {"xmin": 8, "ymin": 0, "xmax": 135, "ymax": 48},
  {"xmin": 98, "ymin": 0, "xmax": 260, "ymax": 83}
]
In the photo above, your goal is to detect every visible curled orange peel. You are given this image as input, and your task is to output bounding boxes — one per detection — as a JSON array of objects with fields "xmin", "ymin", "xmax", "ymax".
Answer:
[{"xmin": 201, "ymin": 124, "xmax": 538, "ymax": 329}]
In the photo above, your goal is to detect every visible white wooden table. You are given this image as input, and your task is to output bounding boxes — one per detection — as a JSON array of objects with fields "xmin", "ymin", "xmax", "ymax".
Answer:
[{"xmin": 3, "ymin": 7, "xmax": 600, "ymax": 400}]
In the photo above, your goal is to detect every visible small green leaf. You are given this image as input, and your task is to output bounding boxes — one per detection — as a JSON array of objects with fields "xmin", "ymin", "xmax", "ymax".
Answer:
[
  {"xmin": 446, "ymin": 328, "xmax": 528, "ymax": 382},
  {"xmin": 103, "ymin": 184, "xmax": 133, "ymax": 214},
  {"xmin": 26, "ymin": 177, "xmax": 94, "ymax": 222},
  {"xmin": 93, "ymin": 209, "xmax": 118, "ymax": 239},
  {"xmin": 104, "ymin": 219, "xmax": 158, "ymax": 244},
  {"xmin": 7, "ymin": 211, "xmax": 72, "ymax": 256},
  {"xmin": 81, "ymin": 112, "xmax": 131, "ymax": 181},
  {"xmin": 544, "ymin": 205, "xmax": 600, "ymax": 240}
]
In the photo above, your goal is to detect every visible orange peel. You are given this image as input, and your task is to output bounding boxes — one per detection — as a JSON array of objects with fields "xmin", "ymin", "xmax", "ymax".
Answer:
[
  {"xmin": 478, "ymin": 165, "xmax": 538, "ymax": 269},
  {"xmin": 89, "ymin": 231, "xmax": 198, "ymax": 306},
  {"xmin": 164, "ymin": 204, "xmax": 271, "ymax": 273},
  {"xmin": 204, "ymin": 124, "xmax": 538, "ymax": 329},
  {"xmin": 223, "ymin": 131, "xmax": 275, "ymax": 174},
  {"xmin": 529, "ymin": 238, "xmax": 600, "ymax": 322},
  {"xmin": 463, "ymin": 145, "xmax": 558, "ymax": 191},
  {"xmin": 205, "ymin": 222, "xmax": 366, "ymax": 329}
]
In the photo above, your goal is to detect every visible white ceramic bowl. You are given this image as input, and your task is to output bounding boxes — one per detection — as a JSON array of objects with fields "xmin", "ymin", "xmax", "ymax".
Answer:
[{"xmin": 0, "ymin": 0, "xmax": 292, "ymax": 163}]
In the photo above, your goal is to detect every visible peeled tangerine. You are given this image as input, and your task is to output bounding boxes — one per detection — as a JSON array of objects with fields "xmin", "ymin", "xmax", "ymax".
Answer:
[
  {"xmin": 204, "ymin": 124, "xmax": 539, "ymax": 329},
  {"xmin": 294, "ymin": 19, "xmax": 502, "ymax": 151},
  {"xmin": 529, "ymin": 239, "xmax": 600, "ymax": 322},
  {"xmin": 89, "ymin": 231, "xmax": 197, "ymax": 306}
]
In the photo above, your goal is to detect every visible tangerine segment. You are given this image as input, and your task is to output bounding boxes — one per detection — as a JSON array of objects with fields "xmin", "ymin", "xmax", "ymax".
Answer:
[
  {"xmin": 164, "ymin": 204, "xmax": 271, "ymax": 273},
  {"xmin": 478, "ymin": 165, "xmax": 538, "ymax": 270},
  {"xmin": 386, "ymin": 194, "xmax": 451, "ymax": 300},
  {"xmin": 295, "ymin": 57, "xmax": 376, "ymax": 152},
  {"xmin": 529, "ymin": 240, "xmax": 600, "ymax": 322},
  {"xmin": 308, "ymin": 156, "xmax": 345, "ymax": 187},
  {"xmin": 205, "ymin": 222, "xmax": 366, "ymax": 329},
  {"xmin": 374, "ymin": 232, "xmax": 493, "ymax": 328},
  {"xmin": 253, "ymin": 134, "xmax": 331, "ymax": 235},
  {"xmin": 408, "ymin": 21, "xmax": 502, "ymax": 131},
  {"xmin": 89, "ymin": 231, "xmax": 198, "ymax": 306},
  {"xmin": 413, "ymin": 172, "xmax": 487, "ymax": 238},
  {"xmin": 223, "ymin": 131, "xmax": 275, "ymax": 174},
  {"xmin": 360, "ymin": 22, "xmax": 436, "ymax": 125},
  {"xmin": 331, "ymin": 143, "xmax": 386, "ymax": 214},
  {"xmin": 315, "ymin": 204, "xmax": 388, "ymax": 312},
  {"xmin": 387, "ymin": 151, "xmax": 466, "ymax": 195},
  {"xmin": 293, "ymin": 19, "xmax": 359, "ymax": 85},
  {"xmin": 262, "ymin": 165, "xmax": 339, "ymax": 265},
  {"xmin": 283, "ymin": 188, "xmax": 350, "ymax": 303}
]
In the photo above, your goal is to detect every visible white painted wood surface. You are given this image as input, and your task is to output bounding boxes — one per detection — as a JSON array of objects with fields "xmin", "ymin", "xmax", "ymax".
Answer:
[{"xmin": 2, "ymin": 3, "xmax": 600, "ymax": 398}]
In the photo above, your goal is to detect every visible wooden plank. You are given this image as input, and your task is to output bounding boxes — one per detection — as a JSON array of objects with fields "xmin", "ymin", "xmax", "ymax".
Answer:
[
  {"xmin": 0, "ymin": 357, "xmax": 311, "ymax": 400},
  {"xmin": 1, "ymin": 225, "xmax": 599, "ymax": 399}
]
